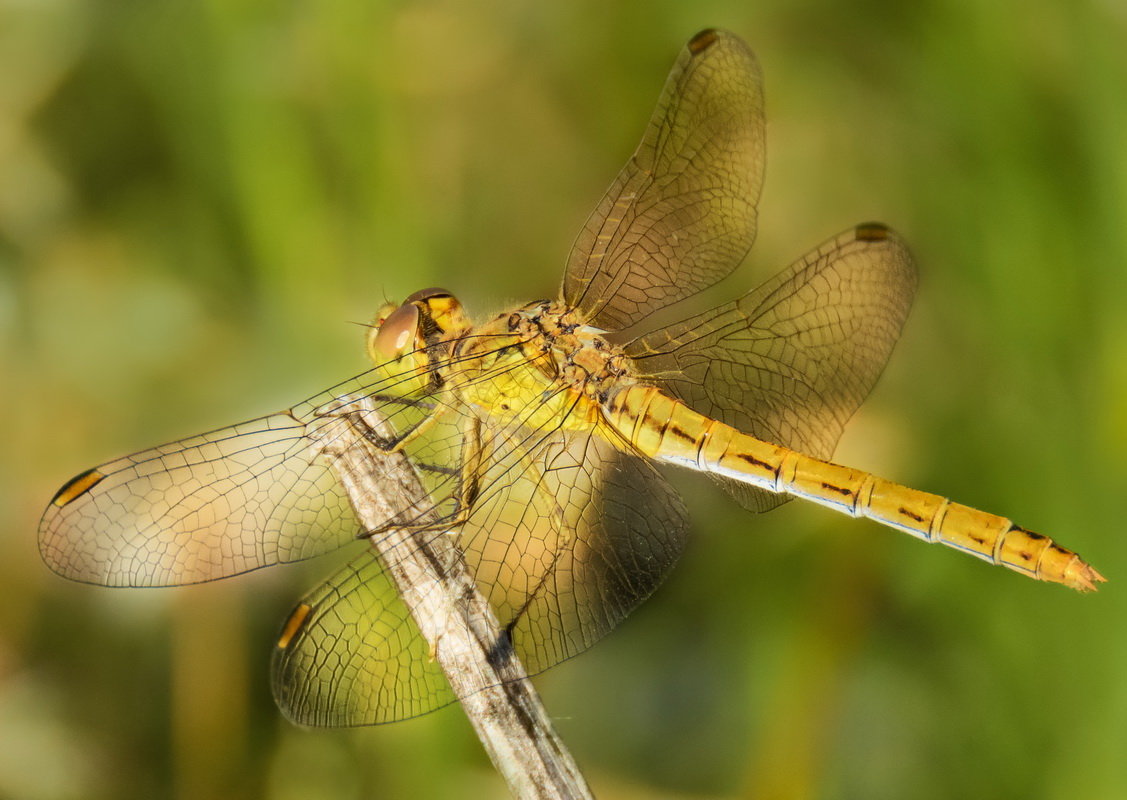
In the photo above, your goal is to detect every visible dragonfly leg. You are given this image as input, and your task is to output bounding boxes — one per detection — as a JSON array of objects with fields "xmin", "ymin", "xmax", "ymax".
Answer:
[
  {"xmin": 370, "ymin": 412, "xmax": 484, "ymax": 534},
  {"xmin": 422, "ymin": 413, "xmax": 485, "ymax": 531},
  {"xmin": 348, "ymin": 396, "xmax": 452, "ymax": 453},
  {"xmin": 438, "ymin": 412, "xmax": 571, "ymax": 550},
  {"xmin": 366, "ymin": 393, "xmax": 438, "ymax": 412},
  {"xmin": 458, "ymin": 414, "xmax": 483, "ymax": 513}
]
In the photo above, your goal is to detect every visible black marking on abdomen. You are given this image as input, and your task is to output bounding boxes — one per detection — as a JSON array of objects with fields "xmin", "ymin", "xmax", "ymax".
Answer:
[
  {"xmin": 735, "ymin": 452, "xmax": 775, "ymax": 472},
  {"xmin": 664, "ymin": 425, "xmax": 696, "ymax": 444},
  {"xmin": 897, "ymin": 506, "xmax": 925, "ymax": 523}
]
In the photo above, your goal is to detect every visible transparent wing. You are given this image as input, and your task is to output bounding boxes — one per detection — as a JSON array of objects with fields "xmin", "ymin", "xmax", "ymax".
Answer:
[
  {"xmin": 625, "ymin": 223, "xmax": 918, "ymax": 511},
  {"xmin": 562, "ymin": 28, "xmax": 765, "ymax": 331},
  {"xmin": 45, "ymin": 325, "xmax": 689, "ymax": 725},
  {"xmin": 272, "ymin": 391, "xmax": 688, "ymax": 726},
  {"xmin": 271, "ymin": 549, "xmax": 455, "ymax": 726},
  {"xmin": 37, "ymin": 363, "xmax": 447, "ymax": 587},
  {"xmin": 461, "ymin": 420, "xmax": 688, "ymax": 680}
]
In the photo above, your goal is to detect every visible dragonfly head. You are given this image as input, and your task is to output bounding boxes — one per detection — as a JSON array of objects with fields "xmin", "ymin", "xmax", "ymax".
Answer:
[{"xmin": 368, "ymin": 287, "xmax": 470, "ymax": 364}]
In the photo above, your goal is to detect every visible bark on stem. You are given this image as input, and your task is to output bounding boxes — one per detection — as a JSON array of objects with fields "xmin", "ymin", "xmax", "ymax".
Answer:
[{"xmin": 314, "ymin": 398, "xmax": 594, "ymax": 799}]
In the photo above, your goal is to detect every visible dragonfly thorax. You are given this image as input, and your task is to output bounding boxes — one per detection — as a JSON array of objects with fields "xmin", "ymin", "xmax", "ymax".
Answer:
[{"xmin": 452, "ymin": 301, "xmax": 636, "ymax": 432}]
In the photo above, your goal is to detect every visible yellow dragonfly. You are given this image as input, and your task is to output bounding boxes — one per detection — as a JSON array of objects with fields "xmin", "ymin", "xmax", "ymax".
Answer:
[{"xmin": 40, "ymin": 29, "xmax": 1104, "ymax": 727}]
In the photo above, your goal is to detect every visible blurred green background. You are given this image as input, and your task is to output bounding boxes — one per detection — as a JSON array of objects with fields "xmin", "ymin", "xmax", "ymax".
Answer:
[{"xmin": 3, "ymin": 0, "xmax": 1126, "ymax": 797}]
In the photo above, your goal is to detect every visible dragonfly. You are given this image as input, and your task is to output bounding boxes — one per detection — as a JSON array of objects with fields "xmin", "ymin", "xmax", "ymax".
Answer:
[{"xmin": 40, "ymin": 29, "xmax": 1104, "ymax": 727}]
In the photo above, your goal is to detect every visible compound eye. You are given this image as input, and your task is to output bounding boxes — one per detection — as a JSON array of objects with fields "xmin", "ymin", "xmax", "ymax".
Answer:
[
  {"xmin": 405, "ymin": 287, "xmax": 452, "ymax": 304},
  {"xmin": 370, "ymin": 302, "xmax": 420, "ymax": 360}
]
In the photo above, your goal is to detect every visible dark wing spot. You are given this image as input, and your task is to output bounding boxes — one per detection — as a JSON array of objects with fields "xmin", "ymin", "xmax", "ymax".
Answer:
[
  {"xmin": 688, "ymin": 29, "xmax": 719, "ymax": 54},
  {"xmin": 51, "ymin": 468, "xmax": 106, "ymax": 507},
  {"xmin": 854, "ymin": 222, "xmax": 890, "ymax": 242},
  {"xmin": 276, "ymin": 603, "xmax": 313, "ymax": 650}
]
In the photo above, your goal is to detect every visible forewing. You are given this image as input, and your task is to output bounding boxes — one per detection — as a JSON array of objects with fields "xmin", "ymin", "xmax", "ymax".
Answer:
[
  {"xmin": 38, "ymin": 364, "xmax": 446, "ymax": 587},
  {"xmin": 625, "ymin": 224, "xmax": 918, "ymax": 511},
  {"xmin": 562, "ymin": 29, "xmax": 765, "ymax": 331}
]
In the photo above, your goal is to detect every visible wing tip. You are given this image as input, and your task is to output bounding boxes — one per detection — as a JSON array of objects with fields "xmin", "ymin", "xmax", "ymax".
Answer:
[
  {"xmin": 854, "ymin": 222, "xmax": 893, "ymax": 242},
  {"xmin": 688, "ymin": 29, "xmax": 721, "ymax": 55},
  {"xmin": 49, "ymin": 467, "xmax": 106, "ymax": 508},
  {"xmin": 276, "ymin": 602, "xmax": 314, "ymax": 649}
]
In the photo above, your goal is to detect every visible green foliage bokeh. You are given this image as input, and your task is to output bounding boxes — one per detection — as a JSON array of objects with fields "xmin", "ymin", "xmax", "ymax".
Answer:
[{"xmin": 3, "ymin": 1, "xmax": 1125, "ymax": 798}]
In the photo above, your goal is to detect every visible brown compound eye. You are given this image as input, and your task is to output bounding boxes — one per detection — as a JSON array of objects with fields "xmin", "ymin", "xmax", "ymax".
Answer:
[
  {"xmin": 404, "ymin": 287, "xmax": 452, "ymax": 304},
  {"xmin": 370, "ymin": 302, "xmax": 420, "ymax": 360}
]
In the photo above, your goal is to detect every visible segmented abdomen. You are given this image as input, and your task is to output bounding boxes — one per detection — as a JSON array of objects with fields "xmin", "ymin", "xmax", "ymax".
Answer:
[{"xmin": 602, "ymin": 384, "xmax": 1104, "ymax": 591}]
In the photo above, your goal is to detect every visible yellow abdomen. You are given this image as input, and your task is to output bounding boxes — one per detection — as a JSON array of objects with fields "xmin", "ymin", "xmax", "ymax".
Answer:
[{"xmin": 602, "ymin": 384, "xmax": 1104, "ymax": 592}]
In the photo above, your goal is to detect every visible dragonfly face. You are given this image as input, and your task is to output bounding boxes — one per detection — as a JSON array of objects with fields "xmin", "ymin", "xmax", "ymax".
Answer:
[
  {"xmin": 40, "ymin": 28, "xmax": 1102, "ymax": 729},
  {"xmin": 369, "ymin": 287, "xmax": 471, "ymax": 367}
]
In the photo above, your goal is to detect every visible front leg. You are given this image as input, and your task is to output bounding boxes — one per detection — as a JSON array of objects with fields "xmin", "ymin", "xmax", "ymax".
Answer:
[
  {"xmin": 427, "ymin": 413, "xmax": 483, "ymax": 531},
  {"xmin": 405, "ymin": 411, "xmax": 485, "ymax": 532},
  {"xmin": 346, "ymin": 394, "xmax": 451, "ymax": 453},
  {"xmin": 346, "ymin": 400, "xmax": 484, "ymax": 534}
]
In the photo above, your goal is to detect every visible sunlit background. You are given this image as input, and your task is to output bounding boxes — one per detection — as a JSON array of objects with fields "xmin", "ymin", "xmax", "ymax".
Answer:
[{"xmin": 3, "ymin": 0, "xmax": 1126, "ymax": 798}]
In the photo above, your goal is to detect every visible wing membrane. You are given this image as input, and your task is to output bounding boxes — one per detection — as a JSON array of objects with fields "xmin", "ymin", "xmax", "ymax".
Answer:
[
  {"xmin": 460, "ymin": 420, "xmax": 688, "ymax": 679},
  {"xmin": 562, "ymin": 28, "xmax": 765, "ymax": 330},
  {"xmin": 625, "ymin": 224, "xmax": 917, "ymax": 511},
  {"xmin": 37, "ymin": 365, "xmax": 445, "ymax": 587},
  {"xmin": 271, "ymin": 384, "xmax": 688, "ymax": 725},
  {"xmin": 271, "ymin": 550, "xmax": 454, "ymax": 726}
]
